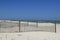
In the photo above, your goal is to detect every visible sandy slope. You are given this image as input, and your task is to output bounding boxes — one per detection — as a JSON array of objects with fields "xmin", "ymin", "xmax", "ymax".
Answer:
[
  {"xmin": 0, "ymin": 32, "xmax": 60, "ymax": 40},
  {"xmin": 0, "ymin": 20, "xmax": 60, "ymax": 40}
]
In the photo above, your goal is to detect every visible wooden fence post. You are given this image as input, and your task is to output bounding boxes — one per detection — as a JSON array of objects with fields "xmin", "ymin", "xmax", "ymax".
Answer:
[
  {"xmin": 19, "ymin": 20, "xmax": 20, "ymax": 32},
  {"xmin": 36, "ymin": 21, "xmax": 38, "ymax": 28},
  {"xmin": 55, "ymin": 22, "xmax": 56, "ymax": 33}
]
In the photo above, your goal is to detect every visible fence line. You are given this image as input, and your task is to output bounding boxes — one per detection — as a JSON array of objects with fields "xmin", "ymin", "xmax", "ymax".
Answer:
[{"xmin": 0, "ymin": 20, "xmax": 57, "ymax": 33}]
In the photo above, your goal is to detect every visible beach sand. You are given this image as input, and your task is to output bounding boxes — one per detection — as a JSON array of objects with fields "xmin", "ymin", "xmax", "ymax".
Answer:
[{"xmin": 0, "ymin": 20, "xmax": 60, "ymax": 40}]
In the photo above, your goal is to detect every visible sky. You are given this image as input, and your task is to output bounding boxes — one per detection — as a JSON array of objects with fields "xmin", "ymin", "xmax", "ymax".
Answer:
[{"xmin": 0, "ymin": 0, "xmax": 60, "ymax": 20}]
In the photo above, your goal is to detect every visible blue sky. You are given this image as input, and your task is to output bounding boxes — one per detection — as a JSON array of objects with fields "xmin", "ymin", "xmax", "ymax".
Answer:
[{"xmin": 0, "ymin": 0, "xmax": 60, "ymax": 20}]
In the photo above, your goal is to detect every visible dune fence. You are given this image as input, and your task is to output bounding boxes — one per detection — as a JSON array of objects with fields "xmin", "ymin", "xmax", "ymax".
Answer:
[{"xmin": 0, "ymin": 20, "xmax": 57, "ymax": 33}]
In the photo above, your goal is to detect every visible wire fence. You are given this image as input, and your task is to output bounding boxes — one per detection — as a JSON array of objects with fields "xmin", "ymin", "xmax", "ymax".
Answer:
[{"xmin": 0, "ymin": 20, "xmax": 57, "ymax": 33}]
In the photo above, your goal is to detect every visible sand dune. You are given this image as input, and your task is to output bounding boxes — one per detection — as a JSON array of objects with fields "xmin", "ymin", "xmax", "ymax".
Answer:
[
  {"xmin": 0, "ymin": 20, "xmax": 60, "ymax": 33},
  {"xmin": 0, "ymin": 20, "xmax": 60, "ymax": 40}
]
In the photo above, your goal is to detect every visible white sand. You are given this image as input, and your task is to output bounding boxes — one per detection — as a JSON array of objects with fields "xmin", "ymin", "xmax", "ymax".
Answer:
[
  {"xmin": 0, "ymin": 32, "xmax": 60, "ymax": 40},
  {"xmin": 56, "ymin": 24, "xmax": 60, "ymax": 33}
]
